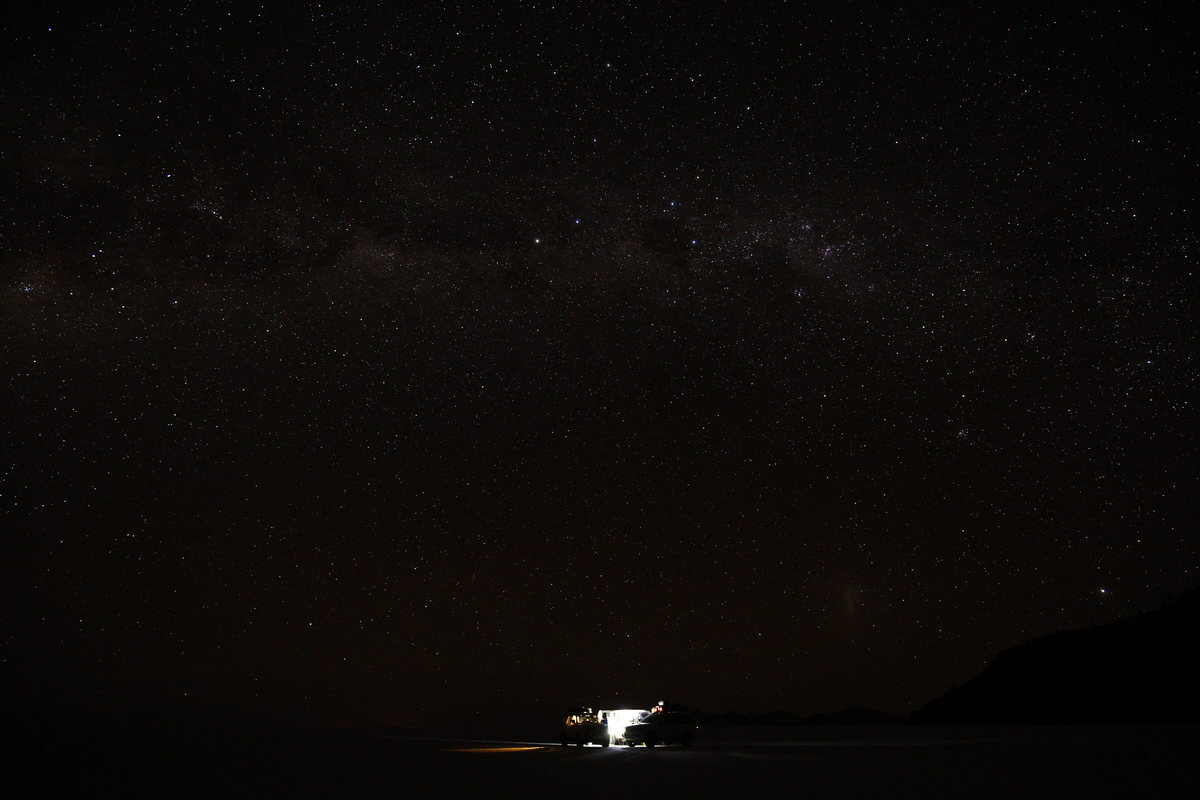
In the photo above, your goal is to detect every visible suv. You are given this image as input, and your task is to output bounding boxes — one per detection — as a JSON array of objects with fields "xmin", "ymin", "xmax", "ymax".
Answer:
[
  {"xmin": 622, "ymin": 711, "xmax": 695, "ymax": 747},
  {"xmin": 560, "ymin": 709, "xmax": 611, "ymax": 747}
]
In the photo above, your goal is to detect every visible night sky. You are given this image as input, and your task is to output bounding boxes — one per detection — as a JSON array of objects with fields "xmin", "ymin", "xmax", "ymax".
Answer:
[{"xmin": 3, "ymin": 3, "xmax": 1197, "ymax": 732}]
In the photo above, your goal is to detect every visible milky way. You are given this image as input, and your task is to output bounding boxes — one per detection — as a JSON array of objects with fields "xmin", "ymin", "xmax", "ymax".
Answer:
[{"xmin": 3, "ymin": 3, "xmax": 1196, "ymax": 729}]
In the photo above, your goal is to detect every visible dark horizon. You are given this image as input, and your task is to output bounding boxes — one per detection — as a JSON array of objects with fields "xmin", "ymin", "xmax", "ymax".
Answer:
[
  {"xmin": 12, "ymin": 586, "xmax": 1198, "ymax": 737},
  {"xmin": 4, "ymin": 3, "xmax": 1197, "ymax": 735}
]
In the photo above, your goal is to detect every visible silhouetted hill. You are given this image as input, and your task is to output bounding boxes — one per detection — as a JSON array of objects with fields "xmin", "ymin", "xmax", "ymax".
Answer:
[
  {"xmin": 698, "ymin": 706, "xmax": 902, "ymax": 727},
  {"xmin": 806, "ymin": 705, "xmax": 904, "ymax": 725},
  {"xmin": 913, "ymin": 589, "xmax": 1200, "ymax": 723}
]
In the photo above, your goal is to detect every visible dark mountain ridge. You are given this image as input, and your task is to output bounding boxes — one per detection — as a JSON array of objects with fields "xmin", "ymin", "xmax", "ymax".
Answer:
[
  {"xmin": 696, "ymin": 706, "xmax": 903, "ymax": 727},
  {"xmin": 913, "ymin": 589, "xmax": 1200, "ymax": 723}
]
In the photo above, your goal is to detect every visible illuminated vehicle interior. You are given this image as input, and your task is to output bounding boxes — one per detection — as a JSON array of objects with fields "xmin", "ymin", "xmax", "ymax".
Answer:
[{"xmin": 598, "ymin": 709, "xmax": 648, "ymax": 743}]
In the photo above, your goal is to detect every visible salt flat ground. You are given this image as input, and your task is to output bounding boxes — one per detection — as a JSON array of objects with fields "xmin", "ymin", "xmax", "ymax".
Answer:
[{"xmin": 16, "ymin": 724, "xmax": 1200, "ymax": 799}]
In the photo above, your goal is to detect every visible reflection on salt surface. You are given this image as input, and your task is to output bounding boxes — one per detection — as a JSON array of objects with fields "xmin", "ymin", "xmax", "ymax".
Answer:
[{"xmin": 444, "ymin": 746, "xmax": 552, "ymax": 753}]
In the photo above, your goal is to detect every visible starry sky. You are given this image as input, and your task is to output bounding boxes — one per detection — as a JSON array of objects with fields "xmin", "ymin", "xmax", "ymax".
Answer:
[{"xmin": 3, "ymin": 2, "xmax": 1197, "ymax": 731}]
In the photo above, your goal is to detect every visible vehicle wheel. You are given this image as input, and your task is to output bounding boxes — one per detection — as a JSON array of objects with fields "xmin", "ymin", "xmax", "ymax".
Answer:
[
  {"xmin": 601, "ymin": 737, "xmax": 611, "ymax": 747},
  {"xmin": 681, "ymin": 731, "xmax": 693, "ymax": 746},
  {"xmin": 645, "ymin": 734, "xmax": 658, "ymax": 748},
  {"xmin": 575, "ymin": 739, "xmax": 584, "ymax": 747}
]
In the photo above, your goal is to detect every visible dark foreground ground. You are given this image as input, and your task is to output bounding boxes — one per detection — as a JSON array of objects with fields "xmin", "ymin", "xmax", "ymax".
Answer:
[{"xmin": 12, "ymin": 724, "xmax": 1200, "ymax": 799}]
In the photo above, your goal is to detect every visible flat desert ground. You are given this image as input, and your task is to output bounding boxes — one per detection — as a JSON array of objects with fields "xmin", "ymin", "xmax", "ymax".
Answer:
[{"xmin": 14, "ymin": 723, "xmax": 1200, "ymax": 798}]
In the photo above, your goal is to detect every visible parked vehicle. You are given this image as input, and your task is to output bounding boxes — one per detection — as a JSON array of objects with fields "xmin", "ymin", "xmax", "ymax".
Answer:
[
  {"xmin": 560, "ymin": 708, "xmax": 610, "ymax": 747},
  {"xmin": 622, "ymin": 710, "xmax": 695, "ymax": 747}
]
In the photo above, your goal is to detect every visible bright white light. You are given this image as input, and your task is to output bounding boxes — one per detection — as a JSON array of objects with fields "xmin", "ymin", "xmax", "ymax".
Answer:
[{"xmin": 600, "ymin": 708, "xmax": 647, "ymax": 742}]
